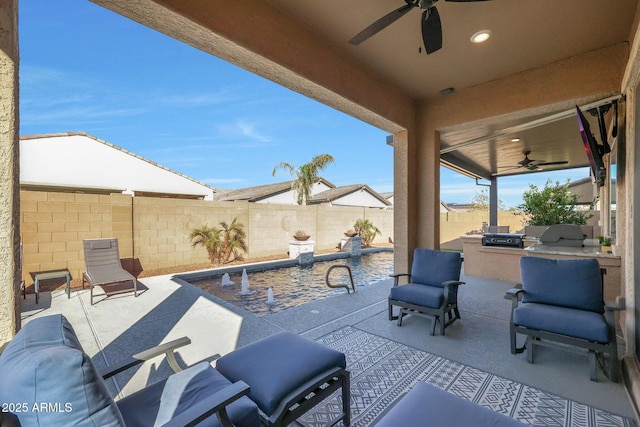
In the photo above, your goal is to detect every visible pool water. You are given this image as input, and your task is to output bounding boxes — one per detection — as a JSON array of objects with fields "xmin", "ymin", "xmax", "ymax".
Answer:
[{"xmin": 188, "ymin": 251, "xmax": 393, "ymax": 316}]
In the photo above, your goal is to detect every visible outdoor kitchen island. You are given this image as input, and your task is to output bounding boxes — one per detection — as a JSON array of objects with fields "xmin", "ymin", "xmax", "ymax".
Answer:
[{"xmin": 461, "ymin": 235, "xmax": 621, "ymax": 302}]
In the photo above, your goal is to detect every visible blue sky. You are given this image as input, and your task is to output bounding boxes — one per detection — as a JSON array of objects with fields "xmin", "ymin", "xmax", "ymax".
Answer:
[{"xmin": 19, "ymin": 0, "xmax": 590, "ymax": 208}]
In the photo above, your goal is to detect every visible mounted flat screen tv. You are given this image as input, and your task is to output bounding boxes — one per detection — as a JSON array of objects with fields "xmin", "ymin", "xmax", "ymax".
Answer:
[{"xmin": 576, "ymin": 106, "xmax": 606, "ymax": 187}]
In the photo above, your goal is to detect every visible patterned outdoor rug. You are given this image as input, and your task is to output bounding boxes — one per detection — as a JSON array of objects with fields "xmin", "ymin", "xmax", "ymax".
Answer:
[{"xmin": 298, "ymin": 326, "xmax": 637, "ymax": 427}]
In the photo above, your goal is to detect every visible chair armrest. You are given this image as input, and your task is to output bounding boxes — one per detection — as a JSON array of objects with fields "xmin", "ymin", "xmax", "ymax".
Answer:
[
  {"xmin": 160, "ymin": 380, "xmax": 250, "ymax": 427},
  {"xmin": 442, "ymin": 280, "xmax": 465, "ymax": 287},
  {"xmin": 102, "ymin": 337, "xmax": 192, "ymax": 379},
  {"xmin": 442, "ymin": 281, "xmax": 464, "ymax": 305},
  {"xmin": 506, "ymin": 287, "xmax": 524, "ymax": 309},
  {"xmin": 606, "ymin": 296, "xmax": 625, "ymax": 312},
  {"xmin": 390, "ymin": 273, "xmax": 410, "ymax": 286}
]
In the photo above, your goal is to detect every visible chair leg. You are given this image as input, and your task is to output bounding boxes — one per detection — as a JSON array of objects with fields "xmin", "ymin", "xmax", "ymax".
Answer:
[
  {"xmin": 527, "ymin": 338, "xmax": 535, "ymax": 363},
  {"xmin": 341, "ymin": 370, "xmax": 351, "ymax": 426},
  {"xmin": 510, "ymin": 324, "xmax": 517, "ymax": 354},
  {"xmin": 439, "ymin": 316, "xmax": 445, "ymax": 335},
  {"xmin": 397, "ymin": 309, "xmax": 405, "ymax": 326},
  {"xmin": 388, "ymin": 300, "xmax": 398, "ymax": 321},
  {"xmin": 589, "ymin": 351, "xmax": 598, "ymax": 382}
]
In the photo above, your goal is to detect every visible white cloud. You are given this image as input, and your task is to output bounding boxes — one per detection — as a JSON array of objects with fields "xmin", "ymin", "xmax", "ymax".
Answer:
[{"xmin": 215, "ymin": 119, "xmax": 272, "ymax": 143}]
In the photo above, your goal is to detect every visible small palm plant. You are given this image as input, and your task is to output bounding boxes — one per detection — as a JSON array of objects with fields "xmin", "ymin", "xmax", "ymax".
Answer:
[
  {"xmin": 354, "ymin": 218, "xmax": 381, "ymax": 247},
  {"xmin": 220, "ymin": 217, "xmax": 248, "ymax": 263},
  {"xmin": 190, "ymin": 217, "xmax": 248, "ymax": 265},
  {"xmin": 189, "ymin": 225, "xmax": 223, "ymax": 264}
]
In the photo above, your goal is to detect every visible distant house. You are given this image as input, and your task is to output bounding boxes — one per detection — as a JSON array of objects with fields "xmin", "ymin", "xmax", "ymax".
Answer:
[
  {"xmin": 217, "ymin": 179, "xmax": 391, "ymax": 208},
  {"xmin": 566, "ymin": 177, "xmax": 599, "ymax": 206},
  {"xmin": 20, "ymin": 132, "xmax": 217, "ymax": 200},
  {"xmin": 444, "ymin": 202, "xmax": 474, "ymax": 212},
  {"xmin": 215, "ymin": 178, "xmax": 334, "ymax": 204},
  {"xmin": 380, "ymin": 192, "xmax": 393, "ymax": 206},
  {"xmin": 310, "ymin": 184, "xmax": 391, "ymax": 208}
]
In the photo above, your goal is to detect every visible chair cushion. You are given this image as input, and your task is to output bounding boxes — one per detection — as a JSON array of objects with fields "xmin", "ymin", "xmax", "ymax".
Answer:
[
  {"xmin": 410, "ymin": 248, "xmax": 461, "ymax": 288},
  {"xmin": 513, "ymin": 303, "xmax": 609, "ymax": 343},
  {"xmin": 374, "ymin": 381, "xmax": 526, "ymax": 427},
  {"xmin": 0, "ymin": 315, "xmax": 125, "ymax": 426},
  {"xmin": 215, "ymin": 331, "xmax": 346, "ymax": 416},
  {"xmin": 520, "ymin": 257, "xmax": 604, "ymax": 313},
  {"xmin": 389, "ymin": 283, "xmax": 444, "ymax": 309},
  {"xmin": 117, "ymin": 362, "xmax": 259, "ymax": 427}
]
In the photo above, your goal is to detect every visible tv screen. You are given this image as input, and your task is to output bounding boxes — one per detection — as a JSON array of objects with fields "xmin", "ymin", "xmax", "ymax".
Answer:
[{"xmin": 576, "ymin": 106, "xmax": 606, "ymax": 187}]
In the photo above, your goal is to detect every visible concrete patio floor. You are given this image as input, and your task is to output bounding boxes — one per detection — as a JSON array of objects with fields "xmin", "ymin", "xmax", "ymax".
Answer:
[{"xmin": 20, "ymin": 265, "xmax": 637, "ymax": 424}]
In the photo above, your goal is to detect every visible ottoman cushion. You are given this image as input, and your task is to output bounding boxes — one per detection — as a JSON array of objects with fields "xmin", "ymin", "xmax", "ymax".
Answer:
[
  {"xmin": 375, "ymin": 381, "xmax": 526, "ymax": 427},
  {"xmin": 216, "ymin": 332, "xmax": 346, "ymax": 416}
]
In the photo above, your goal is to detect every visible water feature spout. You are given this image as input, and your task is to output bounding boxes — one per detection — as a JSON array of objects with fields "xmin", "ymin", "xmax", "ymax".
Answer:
[
  {"xmin": 266, "ymin": 287, "xmax": 276, "ymax": 305},
  {"xmin": 240, "ymin": 268, "xmax": 251, "ymax": 295},
  {"xmin": 221, "ymin": 273, "xmax": 234, "ymax": 286}
]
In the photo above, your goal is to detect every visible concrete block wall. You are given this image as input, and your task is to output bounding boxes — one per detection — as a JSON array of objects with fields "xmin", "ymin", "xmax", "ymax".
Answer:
[
  {"xmin": 20, "ymin": 191, "xmax": 133, "ymax": 284},
  {"xmin": 19, "ymin": 190, "xmax": 395, "ymax": 284},
  {"xmin": 22, "ymin": 190, "xmax": 556, "ymax": 282}
]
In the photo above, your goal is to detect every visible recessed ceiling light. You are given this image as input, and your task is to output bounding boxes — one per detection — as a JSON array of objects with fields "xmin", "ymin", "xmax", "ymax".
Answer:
[
  {"xmin": 470, "ymin": 30, "xmax": 492, "ymax": 44},
  {"xmin": 511, "ymin": 138, "xmax": 520, "ymax": 142}
]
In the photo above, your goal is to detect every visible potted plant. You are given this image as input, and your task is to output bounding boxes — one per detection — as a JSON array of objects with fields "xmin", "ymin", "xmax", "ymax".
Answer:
[
  {"xmin": 293, "ymin": 230, "xmax": 310, "ymax": 241},
  {"xmin": 598, "ymin": 236, "xmax": 612, "ymax": 253}
]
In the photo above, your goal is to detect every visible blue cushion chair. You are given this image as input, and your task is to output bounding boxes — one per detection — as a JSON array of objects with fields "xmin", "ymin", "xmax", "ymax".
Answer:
[
  {"xmin": 507, "ymin": 257, "xmax": 625, "ymax": 382},
  {"xmin": 388, "ymin": 248, "xmax": 464, "ymax": 335},
  {"xmin": 0, "ymin": 314, "xmax": 350, "ymax": 426},
  {"xmin": 374, "ymin": 381, "xmax": 526, "ymax": 427}
]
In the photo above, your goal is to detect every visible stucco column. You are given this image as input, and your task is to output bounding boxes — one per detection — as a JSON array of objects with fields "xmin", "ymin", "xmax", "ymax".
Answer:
[
  {"xmin": 393, "ymin": 130, "xmax": 411, "ymax": 273},
  {"xmin": 0, "ymin": 0, "xmax": 20, "ymax": 345}
]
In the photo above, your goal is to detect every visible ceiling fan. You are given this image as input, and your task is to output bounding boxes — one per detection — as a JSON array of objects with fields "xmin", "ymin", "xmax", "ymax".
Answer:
[
  {"xmin": 349, "ymin": 0, "xmax": 490, "ymax": 54},
  {"xmin": 502, "ymin": 150, "xmax": 569, "ymax": 172}
]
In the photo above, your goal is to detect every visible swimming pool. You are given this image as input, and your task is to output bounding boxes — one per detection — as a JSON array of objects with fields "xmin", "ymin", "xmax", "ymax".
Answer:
[{"xmin": 184, "ymin": 250, "xmax": 393, "ymax": 316}]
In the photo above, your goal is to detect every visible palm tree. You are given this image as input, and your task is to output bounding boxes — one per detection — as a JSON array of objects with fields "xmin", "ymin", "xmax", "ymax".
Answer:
[
  {"xmin": 272, "ymin": 154, "xmax": 335, "ymax": 205},
  {"xmin": 189, "ymin": 225, "xmax": 223, "ymax": 264},
  {"xmin": 219, "ymin": 217, "xmax": 248, "ymax": 263},
  {"xmin": 354, "ymin": 218, "xmax": 381, "ymax": 247},
  {"xmin": 190, "ymin": 218, "xmax": 249, "ymax": 265}
]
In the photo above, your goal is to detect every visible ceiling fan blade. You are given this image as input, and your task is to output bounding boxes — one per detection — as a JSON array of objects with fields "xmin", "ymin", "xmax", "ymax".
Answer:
[
  {"xmin": 535, "ymin": 160, "xmax": 569, "ymax": 166},
  {"xmin": 349, "ymin": 4, "xmax": 415, "ymax": 45},
  {"xmin": 445, "ymin": 0, "xmax": 491, "ymax": 2},
  {"xmin": 422, "ymin": 7, "xmax": 442, "ymax": 54}
]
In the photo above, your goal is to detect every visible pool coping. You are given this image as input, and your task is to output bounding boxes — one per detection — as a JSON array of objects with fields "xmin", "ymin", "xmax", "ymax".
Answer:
[{"xmin": 176, "ymin": 246, "xmax": 393, "ymax": 282}]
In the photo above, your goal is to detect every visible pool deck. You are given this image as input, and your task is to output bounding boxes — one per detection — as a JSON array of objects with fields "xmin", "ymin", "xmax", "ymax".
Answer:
[{"xmin": 20, "ymin": 264, "xmax": 638, "ymax": 424}]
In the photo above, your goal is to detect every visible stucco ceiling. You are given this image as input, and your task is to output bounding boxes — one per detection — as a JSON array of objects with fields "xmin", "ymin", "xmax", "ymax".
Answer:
[{"xmin": 269, "ymin": 0, "xmax": 636, "ymax": 179}]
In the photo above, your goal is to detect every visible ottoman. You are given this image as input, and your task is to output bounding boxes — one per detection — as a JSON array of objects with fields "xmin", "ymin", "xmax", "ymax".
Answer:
[
  {"xmin": 216, "ymin": 331, "xmax": 350, "ymax": 426},
  {"xmin": 374, "ymin": 381, "xmax": 526, "ymax": 427}
]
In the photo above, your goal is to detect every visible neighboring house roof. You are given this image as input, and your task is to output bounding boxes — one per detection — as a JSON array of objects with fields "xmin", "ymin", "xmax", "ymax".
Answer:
[
  {"xmin": 310, "ymin": 184, "xmax": 391, "ymax": 208},
  {"xmin": 216, "ymin": 178, "xmax": 335, "ymax": 203},
  {"xmin": 566, "ymin": 176, "xmax": 599, "ymax": 205},
  {"xmin": 20, "ymin": 132, "xmax": 218, "ymax": 200},
  {"xmin": 445, "ymin": 202, "xmax": 475, "ymax": 212}
]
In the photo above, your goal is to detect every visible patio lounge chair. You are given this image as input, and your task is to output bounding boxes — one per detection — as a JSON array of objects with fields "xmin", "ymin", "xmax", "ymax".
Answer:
[
  {"xmin": 388, "ymin": 248, "xmax": 464, "ymax": 335},
  {"xmin": 0, "ymin": 314, "xmax": 350, "ymax": 427},
  {"xmin": 83, "ymin": 238, "xmax": 137, "ymax": 305},
  {"xmin": 507, "ymin": 256, "xmax": 625, "ymax": 382}
]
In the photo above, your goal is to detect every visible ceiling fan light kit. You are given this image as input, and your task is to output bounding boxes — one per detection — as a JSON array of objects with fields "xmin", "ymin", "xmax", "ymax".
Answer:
[{"xmin": 349, "ymin": 0, "xmax": 491, "ymax": 54}]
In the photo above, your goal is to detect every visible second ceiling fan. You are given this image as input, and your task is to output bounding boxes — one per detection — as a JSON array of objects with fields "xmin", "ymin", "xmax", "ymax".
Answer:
[
  {"xmin": 349, "ymin": 0, "xmax": 490, "ymax": 54},
  {"xmin": 504, "ymin": 150, "xmax": 569, "ymax": 172}
]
